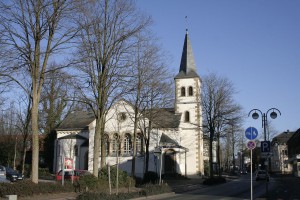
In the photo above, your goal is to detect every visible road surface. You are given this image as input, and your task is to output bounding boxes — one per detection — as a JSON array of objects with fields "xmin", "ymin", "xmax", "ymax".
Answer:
[{"xmin": 161, "ymin": 174, "xmax": 276, "ymax": 200}]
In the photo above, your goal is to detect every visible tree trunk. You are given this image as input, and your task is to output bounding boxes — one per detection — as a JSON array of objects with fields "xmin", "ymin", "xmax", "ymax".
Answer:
[
  {"xmin": 232, "ymin": 134, "xmax": 235, "ymax": 171},
  {"xmin": 93, "ymin": 116, "xmax": 101, "ymax": 177},
  {"xmin": 100, "ymin": 116, "xmax": 106, "ymax": 169},
  {"xmin": 217, "ymin": 136, "xmax": 221, "ymax": 176},
  {"xmin": 21, "ymin": 146, "xmax": 27, "ymax": 175},
  {"xmin": 209, "ymin": 133, "xmax": 214, "ymax": 178},
  {"xmin": 144, "ymin": 124, "xmax": 151, "ymax": 173},
  {"xmin": 31, "ymin": 97, "xmax": 39, "ymax": 183},
  {"xmin": 131, "ymin": 110, "xmax": 138, "ymax": 177}
]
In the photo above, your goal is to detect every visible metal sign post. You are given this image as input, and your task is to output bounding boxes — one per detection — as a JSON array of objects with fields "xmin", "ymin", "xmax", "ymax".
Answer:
[
  {"xmin": 154, "ymin": 147, "xmax": 162, "ymax": 185},
  {"xmin": 247, "ymin": 141, "xmax": 256, "ymax": 200},
  {"xmin": 250, "ymin": 148, "xmax": 253, "ymax": 200},
  {"xmin": 246, "ymin": 130, "xmax": 257, "ymax": 200},
  {"xmin": 62, "ymin": 157, "xmax": 73, "ymax": 186},
  {"xmin": 62, "ymin": 156, "xmax": 64, "ymax": 186}
]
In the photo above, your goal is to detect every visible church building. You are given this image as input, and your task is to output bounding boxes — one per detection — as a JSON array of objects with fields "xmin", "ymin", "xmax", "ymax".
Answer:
[{"xmin": 53, "ymin": 30, "xmax": 205, "ymax": 178}]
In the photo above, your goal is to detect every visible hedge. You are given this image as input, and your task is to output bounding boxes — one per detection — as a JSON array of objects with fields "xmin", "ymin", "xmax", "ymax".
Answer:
[{"xmin": 0, "ymin": 180, "xmax": 74, "ymax": 198}]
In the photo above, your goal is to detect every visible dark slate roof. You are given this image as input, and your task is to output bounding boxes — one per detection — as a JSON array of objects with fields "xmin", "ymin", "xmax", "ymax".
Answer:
[
  {"xmin": 59, "ymin": 134, "xmax": 88, "ymax": 140},
  {"xmin": 159, "ymin": 133, "xmax": 187, "ymax": 149},
  {"xmin": 175, "ymin": 30, "xmax": 200, "ymax": 79},
  {"xmin": 56, "ymin": 111, "xmax": 95, "ymax": 131},
  {"xmin": 271, "ymin": 131, "xmax": 294, "ymax": 145},
  {"xmin": 159, "ymin": 133, "xmax": 179, "ymax": 146},
  {"xmin": 144, "ymin": 108, "xmax": 181, "ymax": 129},
  {"xmin": 56, "ymin": 105, "xmax": 180, "ymax": 131},
  {"xmin": 287, "ymin": 128, "xmax": 300, "ymax": 144}
]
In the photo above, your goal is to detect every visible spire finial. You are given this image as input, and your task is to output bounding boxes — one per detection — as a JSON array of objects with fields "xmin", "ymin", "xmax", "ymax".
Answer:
[{"xmin": 185, "ymin": 16, "xmax": 188, "ymax": 34}]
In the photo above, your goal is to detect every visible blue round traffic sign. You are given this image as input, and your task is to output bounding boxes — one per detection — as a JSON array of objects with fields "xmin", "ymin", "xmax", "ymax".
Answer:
[{"xmin": 245, "ymin": 127, "xmax": 258, "ymax": 140}]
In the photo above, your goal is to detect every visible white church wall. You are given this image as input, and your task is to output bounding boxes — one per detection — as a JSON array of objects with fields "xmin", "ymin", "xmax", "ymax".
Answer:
[
  {"xmin": 105, "ymin": 100, "xmax": 136, "ymax": 132},
  {"xmin": 180, "ymin": 129, "xmax": 199, "ymax": 176},
  {"xmin": 175, "ymin": 76, "xmax": 204, "ymax": 176}
]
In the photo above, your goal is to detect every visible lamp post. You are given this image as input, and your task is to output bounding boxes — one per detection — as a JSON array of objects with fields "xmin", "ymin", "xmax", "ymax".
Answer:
[
  {"xmin": 154, "ymin": 147, "xmax": 162, "ymax": 185},
  {"xmin": 248, "ymin": 108, "xmax": 281, "ymax": 197},
  {"xmin": 248, "ymin": 108, "xmax": 281, "ymax": 141}
]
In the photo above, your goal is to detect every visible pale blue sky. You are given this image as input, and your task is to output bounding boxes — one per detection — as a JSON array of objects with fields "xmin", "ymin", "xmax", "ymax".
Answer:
[{"xmin": 136, "ymin": 0, "xmax": 300, "ymax": 137}]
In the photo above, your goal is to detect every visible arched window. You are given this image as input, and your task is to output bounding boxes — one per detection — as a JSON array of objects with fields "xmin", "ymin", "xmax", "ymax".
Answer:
[
  {"xmin": 188, "ymin": 86, "xmax": 193, "ymax": 96},
  {"xmin": 103, "ymin": 134, "xmax": 109, "ymax": 156},
  {"xmin": 181, "ymin": 87, "xmax": 186, "ymax": 96},
  {"xmin": 136, "ymin": 134, "xmax": 143, "ymax": 155},
  {"xmin": 112, "ymin": 133, "xmax": 120, "ymax": 156},
  {"xmin": 74, "ymin": 145, "xmax": 78, "ymax": 157},
  {"xmin": 185, "ymin": 111, "xmax": 190, "ymax": 122},
  {"xmin": 123, "ymin": 133, "xmax": 132, "ymax": 156}
]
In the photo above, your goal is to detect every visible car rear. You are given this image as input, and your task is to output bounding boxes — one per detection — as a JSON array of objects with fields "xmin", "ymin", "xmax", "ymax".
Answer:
[{"xmin": 255, "ymin": 170, "xmax": 269, "ymax": 181}]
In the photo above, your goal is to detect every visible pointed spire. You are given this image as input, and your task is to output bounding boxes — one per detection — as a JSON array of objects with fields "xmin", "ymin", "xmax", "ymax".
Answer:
[{"xmin": 175, "ymin": 30, "xmax": 199, "ymax": 79}]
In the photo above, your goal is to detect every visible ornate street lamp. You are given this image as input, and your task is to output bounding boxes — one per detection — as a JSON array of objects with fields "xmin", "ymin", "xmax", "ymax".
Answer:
[
  {"xmin": 154, "ymin": 147, "xmax": 162, "ymax": 185},
  {"xmin": 248, "ymin": 108, "xmax": 281, "ymax": 141},
  {"xmin": 248, "ymin": 108, "xmax": 281, "ymax": 197}
]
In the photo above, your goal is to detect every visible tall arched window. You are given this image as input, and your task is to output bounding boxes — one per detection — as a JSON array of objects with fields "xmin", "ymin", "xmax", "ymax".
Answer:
[
  {"xmin": 136, "ymin": 134, "xmax": 143, "ymax": 155},
  {"xmin": 181, "ymin": 87, "xmax": 186, "ymax": 96},
  {"xmin": 74, "ymin": 145, "xmax": 78, "ymax": 157},
  {"xmin": 185, "ymin": 111, "xmax": 190, "ymax": 122},
  {"xmin": 112, "ymin": 133, "xmax": 120, "ymax": 156},
  {"xmin": 103, "ymin": 134, "xmax": 109, "ymax": 156},
  {"xmin": 123, "ymin": 133, "xmax": 132, "ymax": 156},
  {"xmin": 188, "ymin": 86, "xmax": 193, "ymax": 96}
]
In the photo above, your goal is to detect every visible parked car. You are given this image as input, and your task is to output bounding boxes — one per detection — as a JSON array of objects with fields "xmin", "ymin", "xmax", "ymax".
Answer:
[
  {"xmin": 255, "ymin": 170, "xmax": 269, "ymax": 181},
  {"xmin": 55, "ymin": 170, "xmax": 89, "ymax": 181},
  {"xmin": 240, "ymin": 169, "xmax": 248, "ymax": 175},
  {"xmin": 5, "ymin": 167, "xmax": 24, "ymax": 182},
  {"xmin": 0, "ymin": 165, "xmax": 6, "ymax": 178}
]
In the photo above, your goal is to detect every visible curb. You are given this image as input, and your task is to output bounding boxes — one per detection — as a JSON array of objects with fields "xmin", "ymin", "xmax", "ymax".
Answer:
[{"xmin": 130, "ymin": 192, "xmax": 176, "ymax": 200}]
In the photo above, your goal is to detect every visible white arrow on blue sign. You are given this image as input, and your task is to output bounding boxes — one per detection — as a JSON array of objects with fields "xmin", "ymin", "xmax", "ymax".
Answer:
[{"xmin": 245, "ymin": 127, "xmax": 258, "ymax": 140}]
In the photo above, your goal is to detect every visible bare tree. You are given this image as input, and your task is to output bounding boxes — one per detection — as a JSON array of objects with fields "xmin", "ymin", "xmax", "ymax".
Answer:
[
  {"xmin": 0, "ymin": 0, "xmax": 78, "ymax": 183},
  {"xmin": 223, "ymin": 119, "xmax": 244, "ymax": 173},
  {"xmin": 202, "ymin": 73, "xmax": 243, "ymax": 178},
  {"xmin": 124, "ymin": 34, "xmax": 173, "ymax": 176},
  {"xmin": 0, "ymin": 103, "xmax": 24, "ymax": 168},
  {"xmin": 74, "ymin": 0, "xmax": 151, "ymax": 177},
  {"xmin": 40, "ymin": 63, "xmax": 78, "ymax": 172},
  {"xmin": 15, "ymin": 95, "xmax": 32, "ymax": 175}
]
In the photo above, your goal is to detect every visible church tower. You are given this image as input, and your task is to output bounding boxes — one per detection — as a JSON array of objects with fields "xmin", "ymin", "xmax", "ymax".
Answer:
[{"xmin": 174, "ymin": 29, "xmax": 204, "ymax": 176}]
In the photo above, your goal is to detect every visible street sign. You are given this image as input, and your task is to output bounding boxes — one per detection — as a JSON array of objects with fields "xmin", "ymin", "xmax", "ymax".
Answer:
[
  {"xmin": 247, "ymin": 140, "xmax": 256, "ymax": 150},
  {"xmin": 245, "ymin": 127, "xmax": 258, "ymax": 140},
  {"xmin": 261, "ymin": 141, "xmax": 271, "ymax": 153},
  {"xmin": 261, "ymin": 152, "xmax": 273, "ymax": 158}
]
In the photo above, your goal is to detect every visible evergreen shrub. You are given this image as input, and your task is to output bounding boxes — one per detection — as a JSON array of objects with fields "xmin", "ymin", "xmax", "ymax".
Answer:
[
  {"xmin": 98, "ymin": 166, "xmax": 135, "ymax": 187},
  {"xmin": 76, "ymin": 183, "xmax": 172, "ymax": 200},
  {"xmin": 0, "ymin": 180, "xmax": 73, "ymax": 198}
]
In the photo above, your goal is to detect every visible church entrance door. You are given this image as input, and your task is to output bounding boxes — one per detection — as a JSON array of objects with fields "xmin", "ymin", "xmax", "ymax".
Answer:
[{"xmin": 164, "ymin": 149, "xmax": 176, "ymax": 174}]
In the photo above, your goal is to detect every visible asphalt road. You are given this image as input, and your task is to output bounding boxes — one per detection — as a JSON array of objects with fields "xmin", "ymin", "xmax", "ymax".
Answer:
[{"xmin": 160, "ymin": 174, "xmax": 300, "ymax": 200}]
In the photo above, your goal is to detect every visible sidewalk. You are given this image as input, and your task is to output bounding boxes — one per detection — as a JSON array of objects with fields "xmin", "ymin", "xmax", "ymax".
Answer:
[
  {"xmin": 17, "ymin": 192, "xmax": 77, "ymax": 200},
  {"xmin": 164, "ymin": 177, "xmax": 205, "ymax": 193}
]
